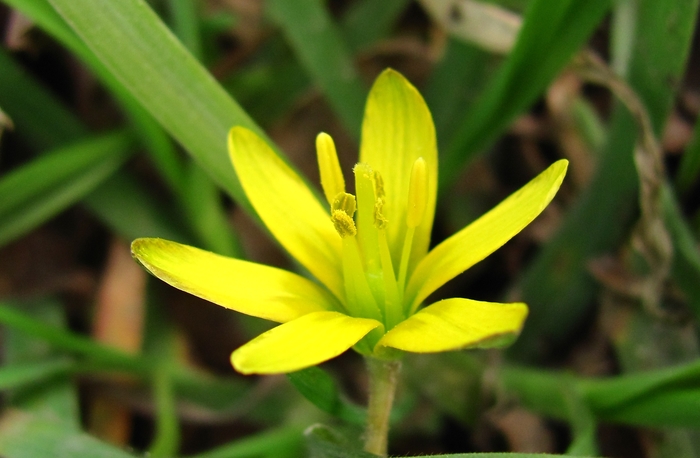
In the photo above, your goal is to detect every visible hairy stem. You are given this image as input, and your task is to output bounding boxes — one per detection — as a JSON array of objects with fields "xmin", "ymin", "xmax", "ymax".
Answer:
[{"xmin": 364, "ymin": 357, "xmax": 401, "ymax": 456}]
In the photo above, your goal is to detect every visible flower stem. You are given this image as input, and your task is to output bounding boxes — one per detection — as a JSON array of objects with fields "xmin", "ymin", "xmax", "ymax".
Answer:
[{"xmin": 364, "ymin": 357, "xmax": 401, "ymax": 456}]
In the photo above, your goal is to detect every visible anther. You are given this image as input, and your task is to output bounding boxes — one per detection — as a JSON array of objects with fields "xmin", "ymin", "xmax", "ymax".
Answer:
[
  {"xmin": 406, "ymin": 157, "xmax": 427, "ymax": 228},
  {"xmin": 332, "ymin": 210, "xmax": 357, "ymax": 237},
  {"xmin": 332, "ymin": 192, "xmax": 356, "ymax": 217},
  {"xmin": 330, "ymin": 192, "xmax": 357, "ymax": 237},
  {"xmin": 374, "ymin": 197, "xmax": 387, "ymax": 229},
  {"xmin": 316, "ymin": 132, "xmax": 345, "ymax": 205}
]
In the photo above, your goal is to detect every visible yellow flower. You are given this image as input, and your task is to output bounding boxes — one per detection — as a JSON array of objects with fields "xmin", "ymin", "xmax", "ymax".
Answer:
[{"xmin": 131, "ymin": 69, "xmax": 567, "ymax": 375}]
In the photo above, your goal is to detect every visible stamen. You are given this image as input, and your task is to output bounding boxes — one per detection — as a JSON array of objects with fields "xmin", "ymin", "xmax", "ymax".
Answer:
[
  {"xmin": 332, "ymin": 210, "xmax": 357, "ymax": 237},
  {"xmin": 330, "ymin": 192, "xmax": 356, "ymax": 237},
  {"xmin": 354, "ymin": 163, "xmax": 385, "ymax": 308},
  {"xmin": 378, "ymin": 227, "xmax": 403, "ymax": 329},
  {"xmin": 316, "ymin": 132, "xmax": 345, "ymax": 205},
  {"xmin": 332, "ymin": 192, "xmax": 356, "ymax": 216},
  {"xmin": 374, "ymin": 197, "xmax": 387, "ymax": 229},
  {"xmin": 397, "ymin": 226, "xmax": 414, "ymax": 293},
  {"xmin": 406, "ymin": 157, "xmax": 428, "ymax": 228}
]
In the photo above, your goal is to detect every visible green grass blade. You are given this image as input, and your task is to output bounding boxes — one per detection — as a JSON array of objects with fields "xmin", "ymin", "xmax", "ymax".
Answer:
[
  {"xmin": 0, "ymin": 360, "xmax": 74, "ymax": 391},
  {"xmin": 0, "ymin": 26, "xmax": 198, "ymax": 245},
  {"xmin": 513, "ymin": 0, "xmax": 700, "ymax": 361},
  {"xmin": 0, "ymin": 48, "xmax": 85, "ymax": 149},
  {"xmin": 440, "ymin": 0, "xmax": 611, "ymax": 187},
  {"xmin": 2, "ymin": 301, "xmax": 80, "ymax": 430},
  {"xmin": 503, "ymin": 361, "xmax": 700, "ymax": 428},
  {"xmin": 340, "ymin": 0, "xmax": 409, "ymax": 52},
  {"xmin": 266, "ymin": 0, "xmax": 366, "ymax": 135},
  {"xmin": 3, "ymin": 0, "xmax": 189, "ymax": 194},
  {"xmin": 0, "ymin": 303, "xmax": 150, "ymax": 373},
  {"xmin": 166, "ymin": 0, "xmax": 242, "ymax": 257},
  {"xmin": 188, "ymin": 426, "xmax": 304, "ymax": 458},
  {"xmin": 0, "ymin": 410, "xmax": 138, "ymax": 458},
  {"xmin": 83, "ymin": 173, "xmax": 193, "ymax": 243},
  {"xmin": 47, "ymin": 0, "xmax": 270, "ymax": 207},
  {"xmin": 287, "ymin": 366, "xmax": 366, "ymax": 424},
  {"xmin": 425, "ymin": 38, "xmax": 497, "ymax": 149},
  {"xmin": 149, "ymin": 366, "xmax": 179, "ymax": 457},
  {"xmin": 0, "ymin": 132, "xmax": 134, "ymax": 247}
]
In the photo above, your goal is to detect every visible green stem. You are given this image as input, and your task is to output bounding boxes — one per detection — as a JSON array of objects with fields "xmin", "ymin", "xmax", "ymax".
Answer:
[{"xmin": 364, "ymin": 357, "xmax": 401, "ymax": 456}]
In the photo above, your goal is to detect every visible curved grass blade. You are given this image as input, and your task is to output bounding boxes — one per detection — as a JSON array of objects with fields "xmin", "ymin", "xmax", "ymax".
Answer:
[
  {"xmin": 0, "ymin": 132, "xmax": 134, "ymax": 247},
  {"xmin": 47, "ymin": 0, "xmax": 271, "ymax": 208},
  {"xmin": 513, "ymin": 0, "xmax": 700, "ymax": 361},
  {"xmin": 439, "ymin": 0, "xmax": 611, "ymax": 187},
  {"xmin": 266, "ymin": 0, "xmax": 366, "ymax": 135}
]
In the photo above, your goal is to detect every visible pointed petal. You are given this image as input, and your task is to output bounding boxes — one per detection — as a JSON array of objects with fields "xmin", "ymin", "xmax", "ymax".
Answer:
[
  {"xmin": 378, "ymin": 298, "xmax": 528, "ymax": 353},
  {"xmin": 406, "ymin": 160, "xmax": 568, "ymax": 311},
  {"xmin": 359, "ymin": 69, "xmax": 437, "ymax": 274},
  {"xmin": 231, "ymin": 311, "xmax": 382, "ymax": 374},
  {"xmin": 132, "ymin": 238, "xmax": 339, "ymax": 323},
  {"xmin": 228, "ymin": 127, "xmax": 343, "ymax": 299}
]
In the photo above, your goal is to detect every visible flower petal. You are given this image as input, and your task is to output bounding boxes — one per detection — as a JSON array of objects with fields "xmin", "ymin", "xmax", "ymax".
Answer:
[
  {"xmin": 359, "ymin": 69, "xmax": 437, "ymax": 274},
  {"xmin": 406, "ymin": 159, "xmax": 568, "ymax": 311},
  {"xmin": 132, "ymin": 238, "xmax": 338, "ymax": 323},
  {"xmin": 378, "ymin": 298, "xmax": 528, "ymax": 353},
  {"xmin": 228, "ymin": 127, "xmax": 344, "ymax": 299},
  {"xmin": 231, "ymin": 311, "xmax": 382, "ymax": 374}
]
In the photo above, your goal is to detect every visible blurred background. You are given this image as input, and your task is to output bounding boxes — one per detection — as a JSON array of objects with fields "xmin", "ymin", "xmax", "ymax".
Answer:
[{"xmin": 1, "ymin": 0, "xmax": 700, "ymax": 457}]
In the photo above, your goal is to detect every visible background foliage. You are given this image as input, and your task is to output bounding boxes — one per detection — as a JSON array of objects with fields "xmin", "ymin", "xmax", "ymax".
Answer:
[{"xmin": 1, "ymin": 0, "xmax": 700, "ymax": 456}]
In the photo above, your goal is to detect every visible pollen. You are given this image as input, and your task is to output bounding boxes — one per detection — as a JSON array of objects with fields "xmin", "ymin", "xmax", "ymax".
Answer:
[{"xmin": 332, "ymin": 210, "xmax": 357, "ymax": 237}]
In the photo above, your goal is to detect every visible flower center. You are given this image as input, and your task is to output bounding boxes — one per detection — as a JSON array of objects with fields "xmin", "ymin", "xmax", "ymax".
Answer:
[{"xmin": 316, "ymin": 133, "xmax": 428, "ymax": 331}]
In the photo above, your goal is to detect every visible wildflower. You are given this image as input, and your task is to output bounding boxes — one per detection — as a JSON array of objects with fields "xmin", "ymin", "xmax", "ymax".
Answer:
[{"xmin": 132, "ymin": 69, "xmax": 567, "ymax": 374}]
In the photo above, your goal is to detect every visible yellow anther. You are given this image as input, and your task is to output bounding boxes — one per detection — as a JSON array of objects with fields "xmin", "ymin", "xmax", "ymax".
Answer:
[
  {"xmin": 332, "ymin": 192, "xmax": 356, "ymax": 217},
  {"xmin": 316, "ymin": 132, "xmax": 345, "ymax": 205},
  {"xmin": 374, "ymin": 197, "xmax": 387, "ymax": 229},
  {"xmin": 332, "ymin": 210, "xmax": 357, "ymax": 237},
  {"xmin": 330, "ymin": 192, "xmax": 357, "ymax": 237},
  {"xmin": 406, "ymin": 157, "xmax": 428, "ymax": 228}
]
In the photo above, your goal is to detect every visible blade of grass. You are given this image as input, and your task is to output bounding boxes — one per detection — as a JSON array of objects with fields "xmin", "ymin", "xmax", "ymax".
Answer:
[
  {"xmin": 425, "ymin": 38, "xmax": 498, "ymax": 151},
  {"xmin": 0, "ymin": 303, "xmax": 151, "ymax": 373},
  {"xmin": 2, "ymin": 301, "xmax": 80, "ymax": 430},
  {"xmin": 0, "ymin": 410, "xmax": 138, "ymax": 458},
  {"xmin": 47, "ymin": 0, "xmax": 271, "ymax": 207},
  {"xmin": 439, "ymin": 0, "xmax": 611, "ymax": 187},
  {"xmin": 287, "ymin": 366, "xmax": 366, "ymax": 425},
  {"xmin": 84, "ymin": 173, "xmax": 194, "ymax": 243},
  {"xmin": 167, "ymin": 0, "xmax": 241, "ymax": 257},
  {"xmin": 0, "ymin": 40, "xmax": 194, "ymax": 244},
  {"xmin": 0, "ymin": 131, "xmax": 134, "ymax": 247},
  {"xmin": 340, "ymin": 0, "xmax": 409, "ymax": 52},
  {"xmin": 266, "ymin": 0, "xmax": 366, "ymax": 135},
  {"xmin": 502, "ymin": 361, "xmax": 700, "ymax": 429},
  {"xmin": 188, "ymin": 426, "xmax": 304, "ymax": 458},
  {"xmin": 513, "ymin": 0, "xmax": 700, "ymax": 361},
  {"xmin": 0, "ymin": 49, "xmax": 84, "ymax": 149},
  {"xmin": 0, "ymin": 360, "xmax": 74, "ymax": 391},
  {"xmin": 2, "ymin": 0, "xmax": 188, "ymax": 194}
]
